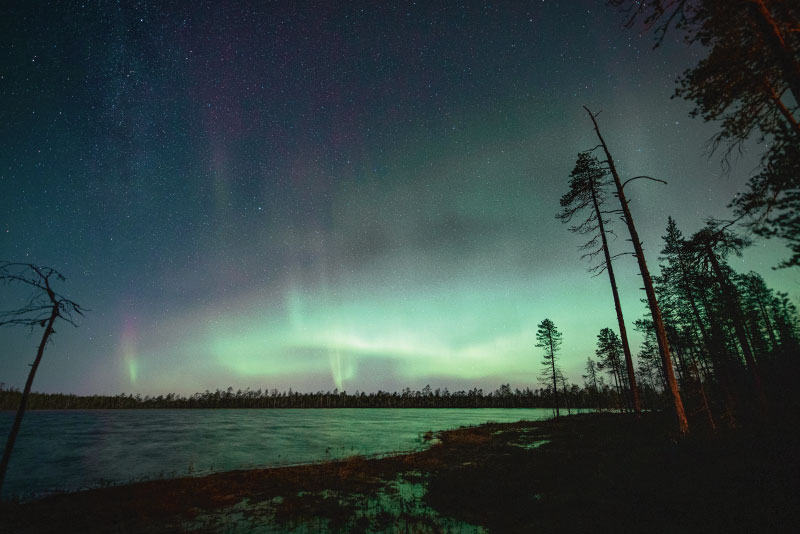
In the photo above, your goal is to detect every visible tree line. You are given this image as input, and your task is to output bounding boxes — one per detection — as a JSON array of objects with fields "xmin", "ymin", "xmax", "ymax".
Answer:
[
  {"xmin": 0, "ymin": 383, "xmax": 637, "ymax": 411},
  {"xmin": 539, "ymin": 216, "xmax": 799, "ymax": 430}
]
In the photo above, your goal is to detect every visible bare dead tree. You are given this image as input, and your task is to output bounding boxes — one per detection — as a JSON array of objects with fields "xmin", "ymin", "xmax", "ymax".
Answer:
[
  {"xmin": 582, "ymin": 107, "xmax": 689, "ymax": 436},
  {"xmin": 558, "ymin": 152, "xmax": 642, "ymax": 416},
  {"xmin": 0, "ymin": 262, "xmax": 85, "ymax": 496}
]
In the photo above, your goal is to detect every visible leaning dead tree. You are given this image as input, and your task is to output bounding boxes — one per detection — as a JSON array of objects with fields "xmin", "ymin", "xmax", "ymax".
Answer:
[
  {"xmin": 0, "ymin": 262, "xmax": 85, "ymax": 496},
  {"xmin": 558, "ymin": 151, "xmax": 642, "ymax": 416},
  {"xmin": 582, "ymin": 106, "xmax": 689, "ymax": 435}
]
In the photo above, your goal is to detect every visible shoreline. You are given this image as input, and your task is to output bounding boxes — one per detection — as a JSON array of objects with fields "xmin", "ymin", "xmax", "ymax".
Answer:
[
  {"xmin": 0, "ymin": 407, "xmax": 568, "ymax": 501},
  {"xmin": 3, "ymin": 412, "xmax": 798, "ymax": 533}
]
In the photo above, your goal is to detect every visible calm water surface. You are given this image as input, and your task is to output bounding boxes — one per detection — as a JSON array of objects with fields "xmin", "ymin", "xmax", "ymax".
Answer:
[{"xmin": 0, "ymin": 408, "xmax": 556, "ymax": 499}]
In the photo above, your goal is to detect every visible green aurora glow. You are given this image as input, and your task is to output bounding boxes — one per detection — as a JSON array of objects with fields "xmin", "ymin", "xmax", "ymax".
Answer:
[{"xmin": 1, "ymin": 2, "xmax": 798, "ymax": 396}]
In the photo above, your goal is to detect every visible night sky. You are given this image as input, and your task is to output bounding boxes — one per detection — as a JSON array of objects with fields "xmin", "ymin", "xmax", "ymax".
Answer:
[{"xmin": 2, "ymin": 1, "xmax": 798, "ymax": 396}]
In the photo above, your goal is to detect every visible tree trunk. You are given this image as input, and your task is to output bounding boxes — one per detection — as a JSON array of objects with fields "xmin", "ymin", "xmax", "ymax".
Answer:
[
  {"xmin": 764, "ymin": 79, "xmax": 800, "ymax": 137},
  {"xmin": 688, "ymin": 324, "xmax": 714, "ymax": 378},
  {"xmin": 591, "ymin": 372, "xmax": 600, "ymax": 410},
  {"xmin": 584, "ymin": 106, "xmax": 689, "ymax": 435},
  {"xmin": 561, "ymin": 379, "xmax": 572, "ymax": 416},
  {"xmin": 749, "ymin": 0, "xmax": 800, "ymax": 108},
  {"xmin": 646, "ymin": 363, "xmax": 658, "ymax": 396},
  {"xmin": 690, "ymin": 360, "xmax": 717, "ymax": 432},
  {"xmin": 0, "ymin": 304, "xmax": 58, "ymax": 496},
  {"xmin": 698, "ymin": 288, "xmax": 735, "ymax": 374},
  {"xmin": 589, "ymin": 180, "xmax": 642, "ymax": 415},
  {"xmin": 611, "ymin": 362, "xmax": 624, "ymax": 412},
  {"xmin": 550, "ymin": 335, "xmax": 560, "ymax": 419},
  {"xmin": 705, "ymin": 245, "xmax": 766, "ymax": 404},
  {"xmin": 672, "ymin": 341, "xmax": 687, "ymax": 385},
  {"xmin": 754, "ymin": 293, "xmax": 779, "ymax": 352},
  {"xmin": 680, "ymin": 265, "xmax": 715, "ymax": 366}
]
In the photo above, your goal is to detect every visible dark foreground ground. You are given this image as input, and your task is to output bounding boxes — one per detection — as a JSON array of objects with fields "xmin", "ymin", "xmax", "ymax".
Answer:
[{"xmin": 2, "ymin": 412, "xmax": 799, "ymax": 533}]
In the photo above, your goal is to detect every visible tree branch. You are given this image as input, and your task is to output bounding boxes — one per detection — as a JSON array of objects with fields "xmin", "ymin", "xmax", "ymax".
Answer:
[{"xmin": 621, "ymin": 175, "xmax": 668, "ymax": 190}]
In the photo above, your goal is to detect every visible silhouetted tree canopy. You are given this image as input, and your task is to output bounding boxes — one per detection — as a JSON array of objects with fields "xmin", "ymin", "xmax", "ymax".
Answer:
[{"xmin": 611, "ymin": 0, "xmax": 800, "ymax": 267}]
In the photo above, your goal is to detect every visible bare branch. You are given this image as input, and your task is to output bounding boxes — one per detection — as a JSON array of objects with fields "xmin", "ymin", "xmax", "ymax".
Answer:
[
  {"xmin": 0, "ymin": 262, "xmax": 86, "ymax": 329},
  {"xmin": 621, "ymin": 175, "xmax": 668, "ymax": 190},
  {"xmin": 0, "ymin": 260, "xmax": 87, "ymax": 493}
]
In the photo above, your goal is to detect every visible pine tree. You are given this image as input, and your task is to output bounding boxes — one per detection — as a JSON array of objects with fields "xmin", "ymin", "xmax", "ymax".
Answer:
[
  {"xmin": 536, "ymin": 318, "xmax": 564, "ymax": 419},
  {"xmin": 595, "ymin": 328, "xmax": 629, "ymax": 410},
  {"xmin": 583, "ymin": 357, "xmax": 602, "ymax": 410},
  {"xmin": 686, "ymin": 222, "xmax": 765, "ymax": 406},
  {"xmin": 558, "ymin": 152, "xmax": 641, "ymax": 415}
]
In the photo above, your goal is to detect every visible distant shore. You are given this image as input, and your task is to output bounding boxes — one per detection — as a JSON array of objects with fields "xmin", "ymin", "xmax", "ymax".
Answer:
[
  {"xmin": 0, "ymin": 384, "xmax": 630, "ymax": 410},
  {"xmin": 3, "ymin": 412, "xmax": 798, "ymax": 533}
]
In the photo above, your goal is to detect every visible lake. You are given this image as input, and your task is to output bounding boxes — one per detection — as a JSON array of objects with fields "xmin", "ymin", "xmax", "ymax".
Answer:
[{"xmin": 0, "ymin": 408, "xmax": 558, "ymax": 499}]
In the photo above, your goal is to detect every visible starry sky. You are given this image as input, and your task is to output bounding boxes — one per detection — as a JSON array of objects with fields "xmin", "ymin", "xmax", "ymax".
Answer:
[{"xmin": 1, "ymin": 1, "xmax": 798, "ymax": 396}]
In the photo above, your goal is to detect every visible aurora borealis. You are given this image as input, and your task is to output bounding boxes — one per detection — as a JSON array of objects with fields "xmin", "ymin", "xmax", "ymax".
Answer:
[{"xmin": 1, "ymin": 1, "xmax": 798, "ymax": 396}]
